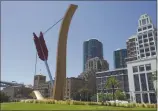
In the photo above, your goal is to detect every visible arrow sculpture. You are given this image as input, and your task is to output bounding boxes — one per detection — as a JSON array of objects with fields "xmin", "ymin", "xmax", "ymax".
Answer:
[{"xmin": 33, "ymin": 32, "xmax": 53, "ymax": 86}]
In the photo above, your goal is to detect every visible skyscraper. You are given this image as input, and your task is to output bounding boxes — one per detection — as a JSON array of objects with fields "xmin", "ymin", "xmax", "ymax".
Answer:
[
  {"xmin": 83, "ymin": 39, "xmax": 103, "ymax": 71},
  {"xmin": 126, "ymin": 14, "xmax": 157, "ymax": 103},
  {"xmin": 126, "ymin": 14, "xmax": 157, "ymax": 61},
  {"xmin": 114, "ymin": 48, "xmax": 127, "ymax": 69}
]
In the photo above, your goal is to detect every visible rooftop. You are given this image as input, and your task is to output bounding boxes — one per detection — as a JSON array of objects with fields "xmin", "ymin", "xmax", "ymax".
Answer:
[{"xmin": 96, "ymin": 67, "xmax": 127, "ymax": 74}]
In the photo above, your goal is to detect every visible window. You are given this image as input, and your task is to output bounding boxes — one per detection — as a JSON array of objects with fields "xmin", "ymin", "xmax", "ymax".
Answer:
[
  {"xmin": 150, "ymin": 42, "xmax": 154, "ymax": 46},
  {"xmin": 151, "ymin": 52, "xmax": 156, "ymax": 56},
  {"xmin": 147, "ymin": 73, "xmax": 154, "ymax": 91},
  {"xmin": 150, "ymin": 93, "xmax": 157, "ymax": 103},
  {"xmin": 140, "ymin": 49, "xmax": 144, "ymax": 53},
  {"xmin": 139, "ymin": 40, "xmax": 143, "ymax": 44},
  {"xmin": 149, "ymin": 37, "xmax": 153, "ymax": 41},
  {"xmin": 145, "ymin": 48, "xmax": 149, "ymax": 52},
  {"xmin": 141, "ymin": 54, "xmax": 145, "ymax": 58},
  {"xmin": 142, "ymin": 19, "xmax": 146, "ymax": 25},
  {"xmin": 133, "ymin": 66, "xmax": 138, "ymax": 73},
  {"xmin": 148, "ymin": 25, "xmax": 152, "ymax": 29},
  {"xmin": 146, "ymin": 53, "xmax": 150, "ymax": 57},
  {"xmin": 134, "ymin": 74, "xmax": 140, "ymax": 91},
  {"xmin": 148, "ymin": 32, "xmax": 153, "ymax": 37},
  {"xmin": 150, "ymin": 47, "xmax": 155, "ymax": 51},
  {"xmin": 142, "ymin": 93, "xmax": 149, "ymax": 103},
  {"xmin": 140, "ymin": 73, "xmax": 147, "ymax": 91},
  {"xmin": 139, "ymin": 65, "xmax": 144, "ymax": 72},
  {"xmin": 144, "ymin": 39, "xmax": 148, "ymax": 43},
  {"xmin": 139, "ymin": 45, "xmax": 143, "ymax": 48},
  {"xmin": 143, "ymin": 27, "xmax": 147, "ymax": 30},
  {"xmin": 147, "ymin": 18, "xmax": 149, "ymax": 23},
  {"xmin": 135, "ymin": 94, "xmax": 141, "ymax": 103},
  {"xmin": 155, "ymin": 32, "xmax": 157, "ymax": 36},
  {"xmin": 138, "ymin": 35, "xmax": 142, "ymax": 39},
  {"xmin": 138, "ymin": 28, "xmax": 142, "ymax": 32},
  {"xmin": 143, "ymin": 34, "xmax": 147, "ymax": 38},
  {"xmin": 144, "ymin": 44, "xmax": 149, "ymax": 47}
]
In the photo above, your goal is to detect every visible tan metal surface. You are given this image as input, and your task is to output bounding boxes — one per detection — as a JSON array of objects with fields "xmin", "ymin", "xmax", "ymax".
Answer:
[{"xmin": 53, "ymin": 4, "xmax": 78, "ymax": 100}]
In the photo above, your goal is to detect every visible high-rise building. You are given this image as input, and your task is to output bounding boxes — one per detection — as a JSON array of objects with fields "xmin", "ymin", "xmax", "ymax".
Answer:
[
  {"xmin": 85, "ymin": 57, "xmax": 109, "ymax": 72},
  {"xmin": 136, "ymin": 14, "xmax": 157, "ymax": 59},
  {"xmin": 126, "ymin": 14, "xmax": 157, "ymax": 103},
  {"xmin": 126, "ymin": 35, "xmax": 137, "ymax": 62},
  {"xmin": 83, "ymin": 39, "xmax": 103, "ymax": 71},
  {"xmin": 114, "ymin": 49, "xmax": 127, "ymax": 69},
  {"xmin": 126, "ymin": 14, "xmax": 157, "ymax": 62}
]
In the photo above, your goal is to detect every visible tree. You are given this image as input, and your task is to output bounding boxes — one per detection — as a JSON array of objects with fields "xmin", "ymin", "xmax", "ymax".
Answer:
[
  {"xmin": 0, "ymin": 91, "xmax": 10, "ymax": 103},
  {"xmin": 90, "ymin": 94, "xmax": 97, "ymax": 102},
  {"xmin": 29, "ymin": 92, "xmax": 36, "ymax": 99},
  {"xmin": 115, "ymin": 90, "xmax": 126, "ymax": 100},
  {"xmin": 105, "ymin": 76, "xmax": 120, "ymax": 100},
  {"xmin": 78, "ymin": 87, "xmax": 91, "ymax": 101}
]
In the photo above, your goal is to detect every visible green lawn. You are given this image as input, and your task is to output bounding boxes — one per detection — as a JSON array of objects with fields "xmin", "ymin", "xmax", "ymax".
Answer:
[{"xmin": 1, "ymin": 102, "xmax": 157, "ymax": 110}]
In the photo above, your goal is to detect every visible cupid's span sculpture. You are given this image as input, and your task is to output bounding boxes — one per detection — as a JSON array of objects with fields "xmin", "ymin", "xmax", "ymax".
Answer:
[{"xmin": 33, "ymin": 4, "xmax": 78, "ymax": 100}]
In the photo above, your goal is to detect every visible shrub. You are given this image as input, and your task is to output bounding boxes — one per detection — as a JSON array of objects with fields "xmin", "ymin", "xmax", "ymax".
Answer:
[
  {"xmin": 131, "ymin": 102, "xmax": 136, "ymax": 107},
  {"xmin": 101, "ymin": 101, "xmax": 104, "ymax": 105},
  {"xmin": 66, "ymin": 100, "xmax": 71, "ymax": 105},
  {"xmin": 123, "ymin": 103, "xmax": 128, "ymax": 108},
  {"xmin": 33, "ymin": 100, "xmax": 38, "ymax": 104},
  {"xmin": 87, "ymin": 102, "xmax": 98, "ymax": 105},
  {"xmin": 72, "ymin": 101, "xmax": 85, "ymax": 105},
  {"xmin": 141, "ymin": 103, "xmax": 147, "ymax": 108}
]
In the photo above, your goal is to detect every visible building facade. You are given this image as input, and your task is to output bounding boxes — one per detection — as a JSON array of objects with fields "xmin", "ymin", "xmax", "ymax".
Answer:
[
  {"xmin": 83, "ymin": 39, "xmax": 103, "ymax": 71},
  {"xmin": 96, "ymin": 68, "xmax": 129, "ymax": 96},
  {"xmin": 136, "ymin": 14, "xmax": 157, "ymax": 59},
  {"xmin": 126, "ymin": 35, "xmax": 137, "ymax": 62},
  {"xmin": 85, "ymin": 57, "xmax": 109, "ymax": 72},
  {"xmin": 127, "ymin": 57, "xmax": 157, "ymax": 103},
  {"xmin": 33, "ymin": 74, "xmax": 46, "ymax": 90},
  {"xmin": 64, "ymin": 77, "xmax": 85, "ymax": 99},
  {"xmin": 114, "ymin": 49, "xmax": 127, "ymax": 69},
  {"xmin": 33, "ymin": 74, "xmax": 54, "ymax": 98},
  {"xmin": 2, "ymin": 85, "xmax": 33, "ymax": 100},
  {"xmin": 126, "ymin": 14, "xmax": 157, "ymax": 103},
  {"xmin": 126, "ymin": 14, "xmax": 157, "ymax": 62}
]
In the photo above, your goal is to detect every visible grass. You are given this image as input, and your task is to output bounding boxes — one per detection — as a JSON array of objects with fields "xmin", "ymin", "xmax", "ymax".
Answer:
[{"xmin": 1, "ymin": 102, "xmax": 157, "ymax": 110}]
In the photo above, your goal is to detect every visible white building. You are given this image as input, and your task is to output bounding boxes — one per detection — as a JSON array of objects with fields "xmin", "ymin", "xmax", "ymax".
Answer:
[
  {"xmin": 136, "ymin": 14, "xmax": 157, "ymax": 59},
  {"xmin": 127, "ymin": 57, "xmax": 157, "ymax": 103},
  {"xmin": 126, "ymin": 14, "xmax": 157, "ymax": 103}
]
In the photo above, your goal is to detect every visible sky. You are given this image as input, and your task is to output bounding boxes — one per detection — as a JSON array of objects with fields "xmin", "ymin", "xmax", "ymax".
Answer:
[{"xmin": 1, "ymin": 1, "xmax": 156, "ymax": 85}]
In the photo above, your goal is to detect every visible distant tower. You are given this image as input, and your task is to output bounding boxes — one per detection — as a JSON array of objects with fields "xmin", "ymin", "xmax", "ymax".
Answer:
[
  {"xmin": 136, "ymin": 14, "xmax": 157, "ymax": 59},
  {"xmin": 33, "ymin": 74, "xmax": 46, "ymax": 90},
  {"xmin": 114, "ymin": 49, "xmax": 127, "ymax": 69},
  {"xmin": 83, "ymin": 39, "xmax": 103, "ymax": 71},
  {"xmin": 126, "ymin": 14, "xmax": 157, "ymax": 62}
]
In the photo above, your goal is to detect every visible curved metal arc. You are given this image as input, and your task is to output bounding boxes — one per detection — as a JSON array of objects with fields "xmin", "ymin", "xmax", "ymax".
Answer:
[{"xmin": 53, "ymin": 4, "xmax": 78, "ymax": 100}]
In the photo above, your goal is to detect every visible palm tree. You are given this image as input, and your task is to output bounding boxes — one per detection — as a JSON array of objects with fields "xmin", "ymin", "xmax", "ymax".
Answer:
[{"xmin": 105, "ymin": 76, "xmax": 119, "ymax": 100}]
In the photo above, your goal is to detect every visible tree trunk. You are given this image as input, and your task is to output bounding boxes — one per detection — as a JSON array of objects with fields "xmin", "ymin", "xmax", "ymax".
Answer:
[{"xmin": 112, "ymin": 84, "xmax": 114, "ymax": 100}]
